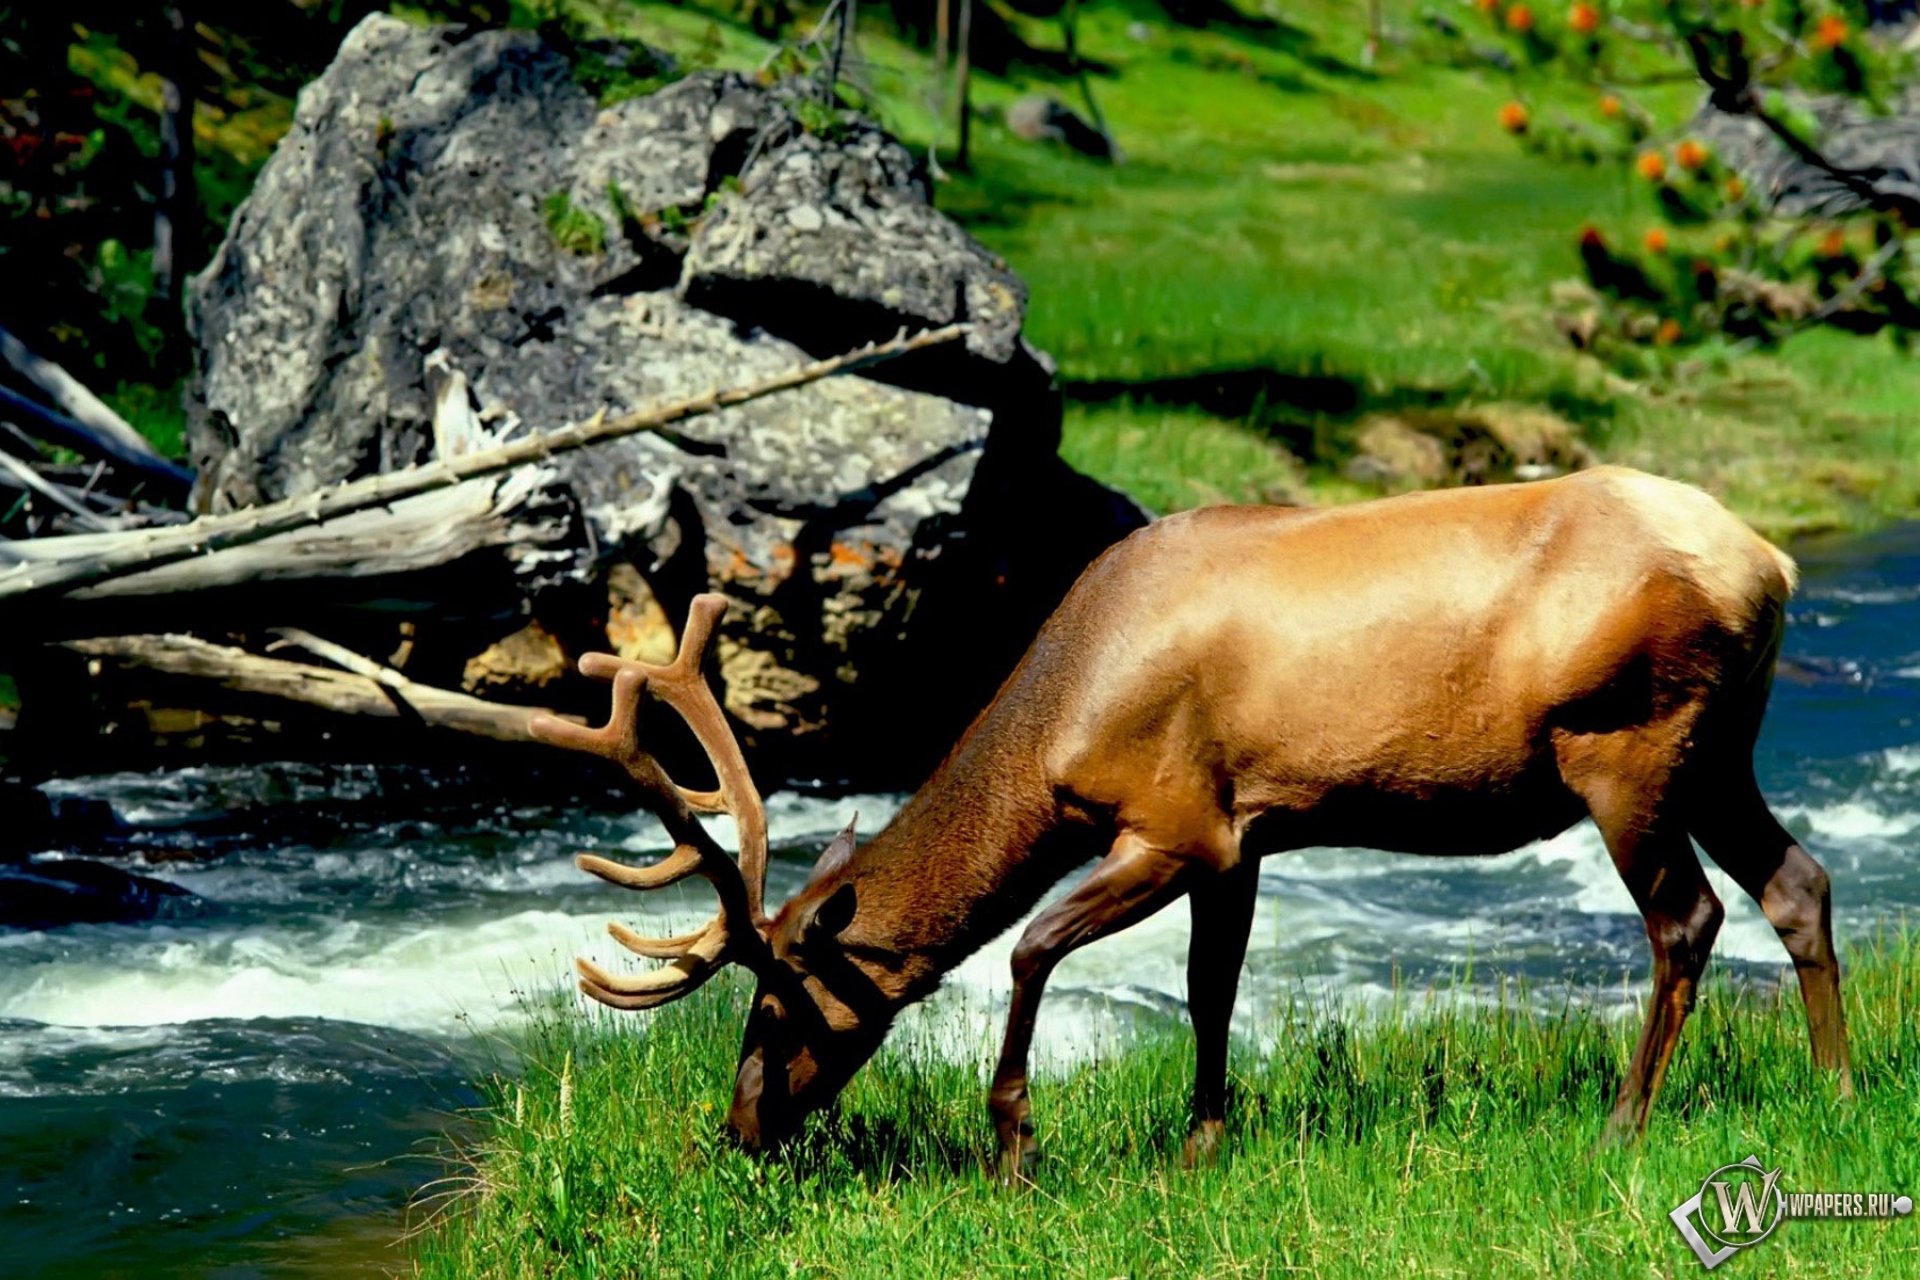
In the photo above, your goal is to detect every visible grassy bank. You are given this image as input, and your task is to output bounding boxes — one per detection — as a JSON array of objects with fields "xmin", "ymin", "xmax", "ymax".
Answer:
[
  {"xmin": 414, "ymin": 931, "xmax": 1920, "ymax": 1277},
  {"xmin": 85, "ymin": 0, "xmax": 1920, "ymax": 541},
  {"xmin": 540, "ymin": 0, "xmax": 1920, "ymax": 540}
]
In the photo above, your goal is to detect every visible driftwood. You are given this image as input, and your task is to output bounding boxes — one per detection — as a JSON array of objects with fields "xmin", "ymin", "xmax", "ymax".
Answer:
[
  {"xmin": 0, "ymin": 325, "xmax": 193, "ymax": 491},
  {"xmin": 0, "ymin": 453, "xmax": 113, "ymax": 533},
  {"xmin": 0, "ymin": 324, "xmax": 968, "ymax": 609},
  {"xmin": 64, "ymin": 632, "xmax": 584, "ymax": 745},
  {"xmin": 10, "ymin": 465, "xmax": 567, "ymax": 607}
]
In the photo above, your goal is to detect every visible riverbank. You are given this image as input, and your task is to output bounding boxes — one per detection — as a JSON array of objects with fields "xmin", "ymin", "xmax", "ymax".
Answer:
[{"xmin": 412, "ymin": 931, "xmax": 1920, "ymax": 1277}]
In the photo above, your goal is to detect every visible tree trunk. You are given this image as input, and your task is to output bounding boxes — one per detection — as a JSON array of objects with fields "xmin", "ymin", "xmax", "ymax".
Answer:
[
  {"xmin": 955, "ymin": 0, "xmax": 974, "ymax": 169},
  {"xmin": 153, "ymin": 4, "xmax": 199, "ymax": 350},
  {"xmin": 929, "ymin": 0, "xmax": 951, "ymax": 178}
]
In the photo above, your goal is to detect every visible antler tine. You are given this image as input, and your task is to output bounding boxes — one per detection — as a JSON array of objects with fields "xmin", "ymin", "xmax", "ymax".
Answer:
[
  {"xmin": 527, "ymin": 591, "xmax": 773, "ymax": 1013},
  {"xmin": 627, "ymin": 594, "xmax": 772, "ymax": 922}
]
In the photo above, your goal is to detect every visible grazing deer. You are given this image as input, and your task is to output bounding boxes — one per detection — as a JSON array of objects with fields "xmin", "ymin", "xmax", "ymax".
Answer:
[{"xmin": 530, "ymin": 466, "xmax": 1850, "ymax": 1179}]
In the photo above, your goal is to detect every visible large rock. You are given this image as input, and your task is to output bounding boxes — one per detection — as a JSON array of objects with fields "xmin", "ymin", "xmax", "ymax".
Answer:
[{"xmin": 186, "ymin": 16, "xmax": 1145, "ymax": 785}]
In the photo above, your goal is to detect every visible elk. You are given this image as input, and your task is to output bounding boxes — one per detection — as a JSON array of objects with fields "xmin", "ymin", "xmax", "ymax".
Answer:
[{"xmin": 530, "ymin": 465, "xmax": 1850, "ymax": 1179}]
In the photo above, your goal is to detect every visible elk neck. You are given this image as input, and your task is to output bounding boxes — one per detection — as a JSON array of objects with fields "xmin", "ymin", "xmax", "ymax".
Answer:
[{"xmin": 819, "ymin": 690, "xmax": 1103, "ymax": 1007}]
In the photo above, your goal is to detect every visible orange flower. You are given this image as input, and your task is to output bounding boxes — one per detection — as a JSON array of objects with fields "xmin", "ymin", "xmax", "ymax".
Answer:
[
  {"xmin": 1811, "ymin": 14, "xmax": 1849, "ymax": 49},
  {"xmin": 1819, "ymin": 229, "xmax": 1847, "ymax": 256},
  {"xmin": 1635, "ymin": 150, "xmax": 1668, "ymax": 182},
  {"xmin": 1506, "ymin": 3, "xmax": 1535, "ymax": 30},
  {"xmin": 1498, "ymin": 101, "xmax": 1530, "ymax": 133},
  {"xmin": 1675, "ymin": 140, "xmax": 1709, "ymax": 171},
  {"xmin": 1656, "ymin": 318, "xmax": 1683, "ymax": 345},
  {"xmin": 1599, "ymin": 95, "xmax": 1622, "ymax": 118},
  {"xmin": 1724, "ymin": 175, "xmax": 1746, "ymax": 199},
  {"xmin": 1569, "ymin": 1, "xmax": 1600, "ymax": 32},
  {"xmin": 1644, "ymin": 227, "xmax": 1670, "ymax": 253},
  {"xmin": 1477, "ymin": 0, "xmax": 1501, "ymax": 12}
]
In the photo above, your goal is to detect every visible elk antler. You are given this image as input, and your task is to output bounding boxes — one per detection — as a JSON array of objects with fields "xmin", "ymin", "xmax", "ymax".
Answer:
[{"xmin": 528, "ymin": 593, "xmax": 772, "ymax": 1011}]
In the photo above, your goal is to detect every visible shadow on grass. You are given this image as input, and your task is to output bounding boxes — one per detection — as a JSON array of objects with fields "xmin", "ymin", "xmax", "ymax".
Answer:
[
  {"xmin": 1065, "ymin": 367, "xmax": 1621, "ymax": 451},
  {"xmin": 778, "ymin": 1107, "xmax": 985, "ymax": 1181}
]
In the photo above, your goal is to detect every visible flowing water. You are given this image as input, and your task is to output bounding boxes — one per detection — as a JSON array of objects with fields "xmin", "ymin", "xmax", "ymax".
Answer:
[{"xmin": 4, "ymin": 525, "xmax": 1919, "ymax": 1276}]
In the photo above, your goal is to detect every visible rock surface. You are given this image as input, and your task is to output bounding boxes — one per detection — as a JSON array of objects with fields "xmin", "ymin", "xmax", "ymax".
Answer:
[
  {"xmin": 1006, "ymin": 95, "xmax": 1116, "ymax": 161},
  {"xmin": 186, "ymin": 16, "xmax": 1145, "ymax": 784},
  {"xmin": 1694, "ymin": 90, "xmax": 1920, "ymax": 219}
]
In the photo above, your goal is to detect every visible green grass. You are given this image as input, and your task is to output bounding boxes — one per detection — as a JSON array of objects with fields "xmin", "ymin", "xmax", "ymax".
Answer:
[
  {"xmin": 519, "ymin": 0, "xmax": 1920, "ymax": 540},
  {"xmin": 98, "ymin": 0, "xmax": 1920, "ymax": 537},
  {"xmin": 413, "ymin": 931, "xmax": 1920, "ymax": 1277}
]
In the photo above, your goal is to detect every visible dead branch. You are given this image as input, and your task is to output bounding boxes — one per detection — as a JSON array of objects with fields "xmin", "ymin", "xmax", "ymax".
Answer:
[
  {"xmin": 4, "ymin": 466, "xmax": 567, "ymax": 611},
  {"xmin": 0, "ymin": 325, "xmax": 192, "ymax": 489},
  {"xmin": 0, "ymin": 453, "xmax": 113, "ymax": 532},
  {"xmin": 1686, "ymin": 29, "xmax": 1920, "ymax": 226},
  {"xmin": 0, "ymin": 323, "xmax": 968, "ymax": 608},
  {"xmin": 64, "ymin": 632, "xmax": 584, "ymax": 745}
]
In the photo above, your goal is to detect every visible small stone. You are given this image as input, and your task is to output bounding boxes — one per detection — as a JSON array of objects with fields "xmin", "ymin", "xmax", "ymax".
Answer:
[{"xmin": 784, "ymin": 204, "xmax": 824, "ymax": 232}]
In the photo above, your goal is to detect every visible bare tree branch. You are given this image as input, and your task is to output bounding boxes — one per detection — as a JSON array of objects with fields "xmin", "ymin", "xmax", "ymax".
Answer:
[
  {"xmin": 1685, "ymin": 28, "xmax": 1920, "ymax": 226},
  {"xmin": 0, "ymin": 323, "xmax": 969, "ymax": 607}
]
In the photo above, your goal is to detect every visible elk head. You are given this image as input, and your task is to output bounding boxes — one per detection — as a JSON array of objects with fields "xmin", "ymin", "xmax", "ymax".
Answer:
[{"xmin": 528, "ymin": 594, "xmax": 890, "ymax": 1151}]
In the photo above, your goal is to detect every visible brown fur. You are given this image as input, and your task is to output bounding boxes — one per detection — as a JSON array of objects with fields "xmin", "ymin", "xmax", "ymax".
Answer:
[{"xmin": 709, "ymin": 468, "xmax": 1848, "ymax": 1170}]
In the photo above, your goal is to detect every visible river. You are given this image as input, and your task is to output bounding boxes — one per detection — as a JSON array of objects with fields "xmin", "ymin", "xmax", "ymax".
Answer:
[{"xmin": 3, "ymin": 524, "xmax": 1917, "ymax": 1276}]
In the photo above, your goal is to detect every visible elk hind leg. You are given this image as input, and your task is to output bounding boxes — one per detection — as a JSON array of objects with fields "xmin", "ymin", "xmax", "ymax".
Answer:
[
  {"xmin": 1183, "ymin": 854, "xmax": 1259, "ymax": 1167},
  {"xmin": 1597, "ymin": 814, "xmax": 1722, "ymax": 1144},
  {"xmin": 989, "ymin": 829, "xmax": 1199, "ymax": 1183},
  {"xmin": 1690, "ymin": 766, "xmax": 1851, "ymax": 1089}
]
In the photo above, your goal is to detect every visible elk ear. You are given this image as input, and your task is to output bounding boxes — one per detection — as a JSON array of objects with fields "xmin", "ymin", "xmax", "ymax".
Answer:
[
  {"xmin": 799, "ymin": 882, "xmax": 858, "ymax": 948},
  {"xmin": 805, "ymin": 813, "xmax": 859, "ymax": 886}
]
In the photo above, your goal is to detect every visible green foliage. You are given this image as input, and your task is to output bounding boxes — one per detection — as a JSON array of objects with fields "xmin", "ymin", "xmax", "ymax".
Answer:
[
  {"xmin": 543, "ymin": 190, "xmax": 607, "ymax": 255},
  {"xmin": 415, "ymin": 932, "xmax": 1920, "ymax": 1277},
  {"xmin": 1444, "ymin": 0, "xmax": 1920, "ymax": 360},
  {"xmin": 792, "ymin": 97, "xmax": 860, "ymax": 141},
  {"xmin": 567, "ymin": 37, "xmax": 679, "ymax": 106},
  {"xmin": 103, "ymin": 379, "xmax": 188, "ymax": 459}
]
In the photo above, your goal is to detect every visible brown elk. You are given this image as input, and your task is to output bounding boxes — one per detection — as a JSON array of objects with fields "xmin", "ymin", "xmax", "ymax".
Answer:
[{"xmin": 530, "ymin": 465, "xmax": 1850, "ymax": 1179}]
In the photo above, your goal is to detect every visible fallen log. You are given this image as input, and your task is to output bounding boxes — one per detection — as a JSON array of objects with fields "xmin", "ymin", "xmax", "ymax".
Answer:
[
  {"xmin": 0, "ymin": 324, "xmax": 968, "ymax": 608},
  {"xmin": 10, "ymin": 465, "xmax": 569, "ymax": 609},
  {"xmin": 0, "ymin": 384, "xmax": 196, "ymax": 496},
  {"xmin": 0, "ymin": 322, "xmax": 189, "ymax": 483},
  {"xmin": 63, "ymin": 632, "xmax": 584, "ymax": 745}
]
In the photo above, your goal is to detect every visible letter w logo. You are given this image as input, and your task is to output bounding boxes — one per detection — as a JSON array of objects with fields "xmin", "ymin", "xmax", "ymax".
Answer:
[{"xmin": 1711, "ymin": 1166, "xmax": 1784, "ymax": 1237}]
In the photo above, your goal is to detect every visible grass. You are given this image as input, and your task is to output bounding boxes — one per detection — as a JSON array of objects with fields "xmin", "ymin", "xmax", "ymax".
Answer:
[
  {"xmin": 94, "ymin": 0, "xmax": 1920, "ymax": 536},
  {"xmin": 412, "ymin": 931, "xmax": 1920, "ymax": 1277},
  {"xmin": 470, "ymin": 0, "xmax": 1920, "ymax": 539}
]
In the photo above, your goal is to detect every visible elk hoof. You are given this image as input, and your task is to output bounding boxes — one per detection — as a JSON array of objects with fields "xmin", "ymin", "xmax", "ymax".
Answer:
[
  {"xmin": 995, "ymin": 1130, "xmax": 1040, "ymax": 1186},
  {"xmin": 1182, "ymin": 1119, "xmax": 1226, "ymax": 1169},
  {"xmin": 1594, "ymin": 1112, "xmax": 1641, "ymax": 1151}
]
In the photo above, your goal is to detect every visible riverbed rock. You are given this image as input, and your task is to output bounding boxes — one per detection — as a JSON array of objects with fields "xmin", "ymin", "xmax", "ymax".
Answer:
[
  {"xmin": 184, "ymin": 15, "xmax": 1146, "ymax": 784},
  {"xmin": 0, "ymin": 858, "xmax": 197, "ymax": 931}
]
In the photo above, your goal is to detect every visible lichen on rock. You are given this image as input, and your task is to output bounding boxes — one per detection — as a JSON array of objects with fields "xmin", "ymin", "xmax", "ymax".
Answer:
[{"xmin": 185, "ymin": 14, "xmax": 1146, "ymax": 784}]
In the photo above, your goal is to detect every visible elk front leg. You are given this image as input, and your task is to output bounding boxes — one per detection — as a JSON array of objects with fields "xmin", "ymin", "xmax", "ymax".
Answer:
[
  {"xmin": 989, "ymin": 830, "xmax": 1196, "ymax": 1183},
  {"xmin": 1183, "ymin": 855, "xmax": 1259, "ymax": 1167}
]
